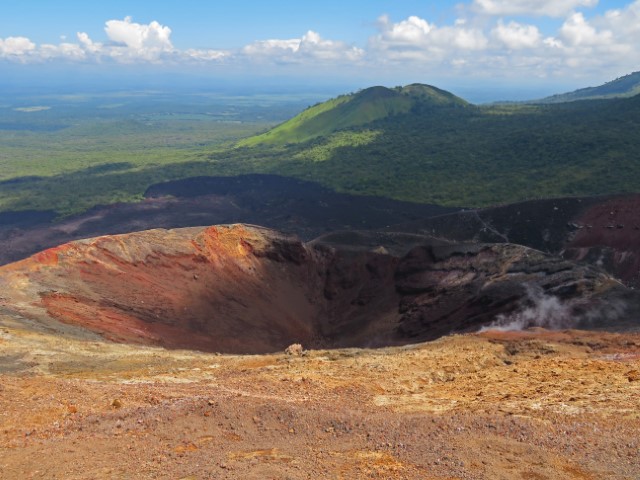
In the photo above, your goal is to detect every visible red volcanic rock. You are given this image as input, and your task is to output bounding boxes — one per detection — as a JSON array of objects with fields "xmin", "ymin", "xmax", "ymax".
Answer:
[
  {"xmin": 0, "ymin": 225, "xmax": 398, "ymax": 353},
  {"xmin": 565, "ymin": 195, "xmax": 640, "ymax": 287},
  {"xmin": 2, "ymin": 226, "xmax": 327, "ymax": 353},
  {"xmin": 0, "ymin": 224, "xmax": 636, "ymax": 354}
]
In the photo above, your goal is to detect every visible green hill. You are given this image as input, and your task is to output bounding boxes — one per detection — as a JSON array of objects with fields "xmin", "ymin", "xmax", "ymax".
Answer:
[
  {"xmin": 537, "ymin": 71, "xmax": 640, "ymax": 103},
  {"xmin": 228, "ymin": 85, "xmax": 640, "ymax": 207},
  {"xmin": 239, "ymin": 84, "xmax": 468, "ymax": 146}
]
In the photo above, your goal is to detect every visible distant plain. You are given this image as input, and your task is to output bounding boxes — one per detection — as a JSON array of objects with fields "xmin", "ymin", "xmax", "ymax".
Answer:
[{"xmin": 0, "ymin": 89, "xmax": 321, "ymax": 215}]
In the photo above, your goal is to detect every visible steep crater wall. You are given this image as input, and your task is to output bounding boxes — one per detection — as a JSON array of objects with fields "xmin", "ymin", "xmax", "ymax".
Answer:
[{"xmin": 0, "ymin": 225, "xmax": 636, "ymax": 354}]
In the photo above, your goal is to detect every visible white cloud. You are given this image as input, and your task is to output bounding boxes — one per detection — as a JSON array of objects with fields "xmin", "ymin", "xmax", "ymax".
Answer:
[
  {"xmin": 560, "ymin": 12, "xmax": 613, "ymax": 46},
  {"xmin": 473, "ymin": 0, "xmax": 599, "ymax": 17},
  {"xmin": 105, "ymin": 16, "xmax": 172, "ymax": 51},
  {"xmin": 370, "ymin": 15, "xmax": 488, "ymax": 63},
  {"xmin": 243, "ymin": 30, "xmax": 363, "ymax": 63},
  {"xmin": 543, "ymin": 37, "xmax": 563, "ymax": 49},
  {"xmin": 98, "ymin": 17, "xmax": 174, "ymax": 63},
  {"xmin": 39, "ymin": 42, "xmax": 86, "ymax": 61},
  {"xmin": 0, "ymin": 17, "xmax": 231, "ymax": 65},
  {"xmin": 538, "ymin": 6, "xmax": 638, "ymax": 70},
  {"xmin": 0, "ymin": 36, "xmax": 36, "ymax": 57},
  {"xmin": 380, "ymin": 15, "xmax": 432, "ymax": 45},
  {"xmin": 77, "ymin": 32, "xmax": 101, "ymax": 53},
  {"xmin": 184, "ymin": 48, "xmax": 228, "ymax": 61},
  {"xmin": 366, "ymin": 3, "xmax": 640, "ymax": 79},
  {"xmin": 297, "ymin": 31, "xmax": 364, "ymax": 61},
  {"xmin": 595, "ymin": 0, "xmax": 640, "ymax": 37},
  {"xmin": 492, "ymin": 20, "xmax": 541, "ymax": 49},
  {"xmin": 243, "ymin": 38, "xmax": 300, "ymax": 57}
]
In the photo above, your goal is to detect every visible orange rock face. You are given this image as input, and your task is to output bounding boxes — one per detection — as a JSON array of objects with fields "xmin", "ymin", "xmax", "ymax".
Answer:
[{"xmin": 2, "ymin": 226, "xmax": 324, "ymax": 353}]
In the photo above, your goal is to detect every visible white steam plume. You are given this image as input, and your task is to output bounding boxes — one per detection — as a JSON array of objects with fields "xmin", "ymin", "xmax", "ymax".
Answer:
[{"xmin": 481, "ymin": 283, "xmax": 628, "ymax": 332}]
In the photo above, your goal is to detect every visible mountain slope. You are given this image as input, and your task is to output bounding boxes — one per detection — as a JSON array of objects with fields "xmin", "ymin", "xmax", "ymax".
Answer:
[
  {"xmin": 228, "ymin": 89, "xmax": 640, "ymax": 207},
  {"xmin": 239, "ymin": 84, "xmax": 468, "ymax": 146},
  {"xmin": 538, "ymin": 71, "xmax": 640, "ymax": 103}
]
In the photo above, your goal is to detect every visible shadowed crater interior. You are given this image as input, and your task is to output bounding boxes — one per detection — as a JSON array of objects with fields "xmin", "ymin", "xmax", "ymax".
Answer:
[{"xmin": 0, "ymin": 224, "xmax": 636, "ymax": 354}]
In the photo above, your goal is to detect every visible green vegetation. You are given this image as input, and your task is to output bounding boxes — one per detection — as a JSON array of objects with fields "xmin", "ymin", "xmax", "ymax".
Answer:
[
  {"xmin": 537, "ymin": 71, "xmax": 640, "ymax": 103},
  {"xmin": 229, "ymin": 87, "xmax": 640, "ymax": 207},
  {"xmin": 0, "ymin": 115, "xmax": 266, "ymax": 214},
  {"xmin": 292, "ymin": 130, "xmax": 382, "ymax": 163},
  {"xmin": 0, "ymin": 90, "xmax": 322, "ymax": 214},
  {"xmin": 239, "ymin": 84, "xmax": 467, "ymax": 146},
  {"xmin": 1, "ymin": 81, "xmax": 640, "ymax": 216},
  {"xmin": 239, "ymin": 95, "xmax": 352, "ymax": 146}
]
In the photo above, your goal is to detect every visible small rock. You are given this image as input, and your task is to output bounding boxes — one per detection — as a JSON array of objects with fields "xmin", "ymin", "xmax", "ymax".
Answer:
[
  {"xmin": 371, "ymin": 246, "xmax": 389, "ymax": 255},
  {"xmin": 111, "ymin": 399, "xmax": 123, "ymax": 409},
  {"xmin": 285, "ymin": 343, "xmax": 304, "ymax": 356},
  {"xmin": 627, "ymin": 370, "xmax": 639, "ymax": 382}
]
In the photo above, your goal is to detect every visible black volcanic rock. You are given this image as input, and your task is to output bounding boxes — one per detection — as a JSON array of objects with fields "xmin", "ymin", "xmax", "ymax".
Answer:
[
  {"xmin": 392, "ymin": 243, "xmax": 626, "ymax": 341},
  {"xmin": 388, "ymin": 194, "xmax": 640, "ymax": 287},
  {"xmin": 0, "ymin": 174, "xmax": 455, "ymax": 266}
]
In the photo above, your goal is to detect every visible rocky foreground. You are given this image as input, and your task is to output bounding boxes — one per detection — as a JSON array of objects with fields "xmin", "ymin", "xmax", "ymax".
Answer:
[
  {"xmin": 0, "ymin": 322, "xmax": 639, "ymax": 479},
  {"xmin": 1, "ymin": 224, "xmax": 639, "ymax": 478}
]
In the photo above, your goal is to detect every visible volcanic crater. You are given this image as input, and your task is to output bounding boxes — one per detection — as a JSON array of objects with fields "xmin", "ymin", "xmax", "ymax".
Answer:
[{"xmin": 1, "ymin": 223, "xmax": 636, "ymax": 354}]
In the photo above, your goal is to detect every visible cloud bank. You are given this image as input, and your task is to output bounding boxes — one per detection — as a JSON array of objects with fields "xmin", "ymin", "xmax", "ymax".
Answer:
[
  {"xmin": 242, "ymin": 30, "xmax": 363, "ymax": 63},
  {"xmin": 472, "ymin": 0, "xmax": 599, "ymax": 17},
  {"xmin": 1, "ymin": 1, "xmax": 640, "ymax": 81}
]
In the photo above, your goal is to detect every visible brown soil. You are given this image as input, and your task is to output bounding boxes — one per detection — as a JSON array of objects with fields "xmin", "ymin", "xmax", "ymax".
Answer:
[{"xmin": 1, "ymin": 321, "xmax": 639, "ymax": 479}]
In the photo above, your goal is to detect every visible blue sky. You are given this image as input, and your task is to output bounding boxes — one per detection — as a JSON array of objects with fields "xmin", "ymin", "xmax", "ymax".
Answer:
[
  {"xmin": 2, "ymin": 1, "xmax": 460, "ymax": 47},
  {"xmin": 1, "ymin": 1, "xmax": 640, "ymax": 98},
  {"xmin": 1, "ymin": 1, "xmax": 631, "ymax": 46}
]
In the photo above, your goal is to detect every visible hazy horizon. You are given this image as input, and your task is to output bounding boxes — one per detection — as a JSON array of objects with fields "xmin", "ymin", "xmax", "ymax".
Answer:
[{"xmin": 0, "ymin": 66, "xmax": 592, "ymax": 104}]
